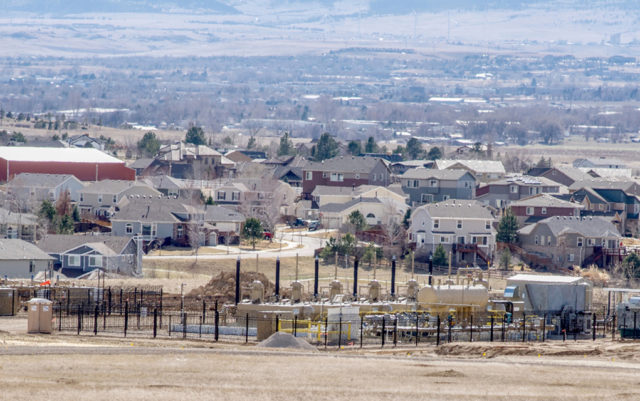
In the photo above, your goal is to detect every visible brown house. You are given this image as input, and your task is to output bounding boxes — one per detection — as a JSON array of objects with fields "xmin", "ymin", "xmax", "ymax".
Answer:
[{"xmin": 301, "ymin": 156, "xmax": 391, "ymax": 199}]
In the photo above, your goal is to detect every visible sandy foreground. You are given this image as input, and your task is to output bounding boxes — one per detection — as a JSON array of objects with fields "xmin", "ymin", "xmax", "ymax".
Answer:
[{"xmin": 2, "ymin": 317, "xmax": 640, "ymax": 401}]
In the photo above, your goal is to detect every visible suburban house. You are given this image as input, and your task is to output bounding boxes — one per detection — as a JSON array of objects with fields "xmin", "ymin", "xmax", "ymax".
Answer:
[
  {"xmin": 0, "ymin": 238, "xmax": 54, "ymax": 278},
  {"xmin": 573, "ymin": 157, "xmax": 626, "ymax": 169},
  {"xmin": 476, "ymin": 175, "xmax": 564, "ymax": 209},
  {"xmin": 319, "ymin": 197, "xmax": 408, "ymax": 230},
  {"xmin": 517, "ymin": 216, "xmax": 623, "ymax": 268},
  {"xmin": 509, "ymin": 194, "xmax": 583, "ymax": 225},
  {"xmin": 409, "ymin": 200, "xmax": 497, "ymax": 266},
  {"xmin": 129, "ymin": 158, "xmax": 154, "ymax": 176},
  {"xmin": 66, "ymin": 134, "xmax": 107, "ymax": 150},
  {"xmin": 143, "ymin": 142, "xmax": 236, "ymax": 180},
  {"xmin": 210, "ymin": 182, "xmax": 248, "ymax": 206},
  {"xmin": 110, "ymin": 197, "xmax": 205, "ymax": 247},
  {"xmin": 434, "ymin": 159, "xmax": 506, "ymax": 183},
  {"xmin": 7, "ymin": 173, "xmax": 85, "ymax": 205},
  {"xmin": 301, "ymin": 156, "xmax": 391, "ymax": 198},
  {"xmin": 400, "ymin": 168, "xmax": 476, "ymax": 206},
  {"xmin": 78, "ymin": 180, "xmax": 161, "ymax": 217},
  {"xmin": 37, "ymin": 234, "xmax": 141, "ymax": 276},
  {"xmin": 0, "ymin": 208, "xmax": 39, "ymax": 242},
  {"xmin": 389, "ymin": 160, "xmax": 435, "ymax": 175},
  {"xmin": 203, "ymin": 205, "xmax": 245, "ymax": 245},
  {"xmin": 272, "ymin": 155, "xmax": 307, "ymax": 188},
  {"xmin": 312, "ymin": 185, "xmax": 407, "ymax": 208},
  {"xmin": 528, "ymin": 165, "xmax": 594, "ymax": 187}
]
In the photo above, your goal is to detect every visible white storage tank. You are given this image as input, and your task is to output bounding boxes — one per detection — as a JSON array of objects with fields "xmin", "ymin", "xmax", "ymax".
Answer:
[{"xmin": 417, "ymin": 284, "xmax": 489, "ymax": 308}]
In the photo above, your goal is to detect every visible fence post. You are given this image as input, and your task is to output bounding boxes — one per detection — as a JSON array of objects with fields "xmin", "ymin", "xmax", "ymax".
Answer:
[
  {"xmin": 245, "ymin": 313, "xmax": 249, "ymax": 344},
  {"xmin": 58, "ymin": 301, "xmax": 62, "ymax": 331},
  {"xmin": 153, "ymin": 308, "xmax": 158, "ymax": 338},
  {"xmin": 612, "ymin": 314, "xmax": 616, "ymax": 340},
  {"xmin": 490, "ymin": 315, "xmax": 494, "ymax": 342},
  {"xmin": 593, "ymin": 313, "xmax": 597, "ymax": 341},
  {"xmin": 199, "ymin": 317, "xmax": 202, "ymax": 338},
  {"xmin": 102, "ymin": 302, "xmax": 106, "ymax": 330},
  {"xmin": 183, "ymin": 312, "xmax": 187, "ymax": 339},
  {"xmin": 124, "ymin": 301, "xmax": 128, "ymax": 337},
  {"xmin": 393, "ymin": 315, "xmax": 398, "ymax": 347},
  {"xmin": 381, "ymin": 316, "xmax": 385, "ymax": 348},
  {"xmin": 542, "ymin": 314, "xmax": 546, "ymax": 342},
  {"xmin": 415, "ymin": 312, "xmax": 419, "ymax": 346},
  {"xmin": 214, "ymin": 300, "xmax": 219, "ymax": 342},
  {"xmin": 469, "ymin": 315, "xmax": 473, "ymax": 342},
  {"xmin": 634, "ymin": 312, "xmax": 638, "ymax": 339},
  {"xmin": 338, "ymin": 316, "xmax": 342, "ymax": 350},
  {"xmin": 77, "ymin": 304, "xmax": 81, "ymax": 335},
  {"xmin": 159, "ymin": 288, "xmax": 163, "ymax": 327},
  {"xmin": 108, "ymin": 287, "xmax": 112, "ymax": 315},
  {"xmin": 436, "ymin": 315, "xmax": 441, "ymax": 346},
  {"xmin": 522, "ymin": 313, "xmax": 526, "ymax": 342},
  {"xmin": 169, "ymin": 315, "xmax": 172, "ymax": 337},
  {"xmin": 360, "ymin": 314, "xmax": 363, "ymax": 349},
  {"xmin": 501, "ymin": 315, "xmax": 505, "ymax": 342},
  {"xmin": 137, "ymin": 302, "xmax": 141, "ymax": 330},
  {"xmin": 324, "ymin": 317, "xmax": 328, "ymax": 350},
  {"xmin": 294, "ymin": 316, "xmax": 298, "ymax": 337},
  {"xmin": 447, "ymin": 316, "xmax": 452, "ymax": 343},
  {"xmin": 202, "ymin": 300, "xmax": 206, "ymax": 325},
  {"xmin": 94, "ymin": 304, "xmax": 98, "ymax": 336}
]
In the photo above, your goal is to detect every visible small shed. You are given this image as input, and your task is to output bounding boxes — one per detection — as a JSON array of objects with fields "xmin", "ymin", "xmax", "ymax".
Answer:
[{"xmin": 505, "ymin": 274, "xmax": 592, "ymax": 314}]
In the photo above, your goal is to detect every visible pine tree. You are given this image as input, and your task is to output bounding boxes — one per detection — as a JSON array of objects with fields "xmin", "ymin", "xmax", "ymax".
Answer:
[{"xmin": 496, "ymin": 208, "xmax": 519, "ymax": 244}]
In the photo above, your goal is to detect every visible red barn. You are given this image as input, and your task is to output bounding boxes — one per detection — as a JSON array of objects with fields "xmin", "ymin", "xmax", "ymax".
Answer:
[{"xmin": 0, "ymin": 147, "xmax": 135, "ymax": 182}]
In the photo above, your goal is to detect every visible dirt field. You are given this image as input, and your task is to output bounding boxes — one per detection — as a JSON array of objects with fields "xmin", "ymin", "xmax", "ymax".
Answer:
[{"xmin": 0, "ymin": 331, "xmax": 639, "ymax": 401}]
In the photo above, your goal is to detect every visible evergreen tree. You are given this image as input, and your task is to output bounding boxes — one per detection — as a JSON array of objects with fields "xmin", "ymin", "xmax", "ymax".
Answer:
[
  {"xmin": 364, "ymin": 136, "xmax": 378, "ymax": 153},
  {"xmin": 405, "ymin": 137, "xmax": 423, "ymax": 159},
  {"xmin": 247, "ymin": 136, "xmax": 256, "ymax": 150},
  {"xmin": 242, "ymin": 217, "xmax": 263, "ymax": 250},
  {"xmin": 39, "ymin": 200, "xmax": 56, "ymax": 222},
  {"xmin": 185, "ymin": 126, "xmax": 206, "ymax": 146},
  {"xmin": 278, "ymin": 132, "xmax": 293, "ymax": 156},
  {"xmin": 312, "ymin": 133, "xmax": 339, "ymax": 161},
  {"xmin": 427, "ymin": 146, "xmax": 442, "ymax": 161},
  {"xmin": 347, "ymin": 140, "xmax": 362, "ymax": 156},
  {"xmin": 432, "ymin": 244, "xmax": 448, "ymax": 267},
  {"xmin": 348, "ymin": 210, "xmax": 367, "ymax": 231},
  {"xmin": 496, "ymin": 208, "xmax": 519, "ymax": 244},
  {"xmin": 137, "ymin": 132, "xmax": 161, "ymax": 157}
]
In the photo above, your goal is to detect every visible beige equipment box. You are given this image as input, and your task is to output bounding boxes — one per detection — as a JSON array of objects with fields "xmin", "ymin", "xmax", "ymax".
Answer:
[{"xmin": 27, "ymin": 298, "xmax": 53, "ymax": 334}]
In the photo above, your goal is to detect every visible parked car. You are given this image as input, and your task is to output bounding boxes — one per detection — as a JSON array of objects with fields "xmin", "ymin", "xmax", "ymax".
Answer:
[
  {"xmin": 307, "ymin": 220, "xmax": 320, "ymax": 231},
  {"xmin": 289, "ymin": 218, "xmax": 305, "ymax": 228},
  {"xmin": 263, "ymin": 231, "xmax": 273, "ymax": 240}
]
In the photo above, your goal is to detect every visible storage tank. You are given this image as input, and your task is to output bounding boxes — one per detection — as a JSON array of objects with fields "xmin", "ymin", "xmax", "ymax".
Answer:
[{"xmin": 417, "ymin": 284, "xmax": 489, "ymax": 308}]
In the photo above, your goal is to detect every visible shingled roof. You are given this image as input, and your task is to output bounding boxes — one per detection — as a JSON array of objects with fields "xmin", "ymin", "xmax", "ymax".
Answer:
[
  {"xmin": 401, "ymin": 168, "xmax": 472, "ymax": 180},
  {"xmin": 304, "ymin": 156, "xmax": 386, "ymax": 174},
  {"xmin": 518, "ymin": 216, "xmax": 621, "ymax": 238}
]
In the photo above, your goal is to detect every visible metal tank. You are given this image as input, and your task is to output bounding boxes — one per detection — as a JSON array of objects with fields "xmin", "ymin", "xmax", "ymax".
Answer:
[{"xmin": 417, "ymin": 284, "xmax": 489, "ymax": 308}]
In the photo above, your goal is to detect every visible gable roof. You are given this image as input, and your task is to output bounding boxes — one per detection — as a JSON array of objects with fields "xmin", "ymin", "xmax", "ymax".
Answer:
[
  {"xmin": 111, "ymin": 198, "xmax": 196, "ymax": 223},
  {"xmin": 417, "ymin": 199, "xmax": 494, "ymax": 219},
  {"xmin": 142, "ymin": 175, "xmax": 186, "ymax": 190},
  {"xmin": 0, "ymin": 239, "xmax": 54, "ymax": 261},
  {"xmin": 401, "ymin": 168, "xmax": 473, "ymax": 181},
  {"xmin": 129, "ymin": 158, "xmax": 154, "ymax": 170},
  {"xmin": 434, "ymin": 159, "xmax": 506, "ymax": 174},
  {"xmin": 81, "ymin": 180, "xmax": 160, "ymax": 196},
  {"xmin": 9, "ymin": 173, "xmax": 80, "ymax": 188},
  {"xmin": 319, "ymin": 197, "xmax": 382, "ymax": 214},
  {"xmin": 0, "ymin": 147, "xmax": 123, "ymax": 164},
  {"xmin": 0, "ymin": 208, "xmax": 38, "ymax": 225},
  {"xmin": 304, "ymin": 156, "xmax": 386, "ymax": 174},
  {"xmin": 37, "ymin": 234, "xmax": 133, "ymax": 255},
  {"xmin": 519, "ymin": 216, "xmax": 621, "ymax": 238},
  {"xmin": 489, "ymin": 175, "xmax": 560, "ymax": 187},
  {"xmin": 510, "ymin": 194, "xmax": 583, "ymax": 209},
  {"xmin": 542, "ymin": 165, "xmax": 594, "ymax": 184},
  {"xmin": 569, "ymin": 178, "xmax": 639, "ymax": 192},
  {"xmin": 204, "ymin": 205, "xmax": 244, "ymax": 222}
]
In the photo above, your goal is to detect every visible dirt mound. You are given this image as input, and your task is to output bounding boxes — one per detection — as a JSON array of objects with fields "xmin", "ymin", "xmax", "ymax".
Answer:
[
  {"xmin": 435, "ymin": 343, "xmax": 604, "ymax": 359},
  {"xmin": 256, "ymin": 332, "xmax": 317, "ymax": 351},
  {"xmin": 188, "ymin": 271, "xmax": 277, "ymax": 303}
]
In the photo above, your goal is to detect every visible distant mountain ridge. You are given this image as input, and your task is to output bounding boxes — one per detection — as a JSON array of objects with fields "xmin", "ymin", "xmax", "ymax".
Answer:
[{"xmin": 6, "ymin": 0, "xmax": 240, "ymax": 15}]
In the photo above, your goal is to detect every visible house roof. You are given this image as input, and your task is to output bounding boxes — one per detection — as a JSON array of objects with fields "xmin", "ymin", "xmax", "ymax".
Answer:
[
  {"xmin": 157, "ymin": 143, "xmax": 222, "ymax": 161},
  {"xmin": 573, "ymin": 157, "xmax": 625, "ymax": 168},
  {"xmin": 434, "ymin": 159, "xmax": 506, "ymax": 174},
  {"xmin": 508, "ymin": 274, "xmax": 586, "ymax": 285},
  {"xmin": 510, "ymin": 194, "xmax": 583, "ymax": 209},
  {"xmin": 519, "ymin": 216, "xmax": 621, "ymax": 238},
  {"xmin": 417, "ymin": 200, "xmax": 494, "ymax": 219},
  {"xmin": 544, "ymin": 165, "xmax": 594, "ymax": 183},
  {"xmin": 81, "ymin": 180, "xmax": 160, "ymax": 196},
  {"xmin": 0, "ymin": 208, "xmax": 38, "ymax": 225},
  {"xmin": 37, "ymin": 234, "xmax": 132, "ymax": 255},
  {"xmin": 9, "ymin": 173, "xmax": 79, "ymax": 188},
  {"xmin": 569, "ymin": 178, "xmax": 638, "ymax": 192},
  {"xmin": 0, "ymin": 239, "xmax": 54, "ymax": 261},
  {"xmin": 0, "ymin": 147, "xmax": 124, "ymax": 164},
  {"xmin": 400, "ymin": 168, "xmax": 472, "ymax": 180},
  {"xmin": 204, "ymin": 205, "xmax": 244, "ymax": 222},
  {"xmin": 319, "ymin": 197, "xmax": 382, "ymax": 214},
  {"xmin": 578, "ymin": 167, "xmax": 633, "ymax": 179},
  {"xmin": 304, "ymin": 156, "xmax": 385, "ymax": 174},
  {"xmin": 142, "ymin": 175, "xmax": 186, "ymax": 190},
  {"xmin": 490, "ymin": 175, "xmax": 560, "ymax": 187},
  {"xmin": 111, "ymin": 198, "xmax": 195, "ymax": 223},
  {"xmin": 129, "ymin": 158, "xmax": 154, "ymax": 170}
]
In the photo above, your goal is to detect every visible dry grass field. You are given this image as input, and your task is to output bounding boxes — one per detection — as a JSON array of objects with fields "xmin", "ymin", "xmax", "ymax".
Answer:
[{"xmin": 0, "ymin": 332, "xmax": 639, "ymax": 401}]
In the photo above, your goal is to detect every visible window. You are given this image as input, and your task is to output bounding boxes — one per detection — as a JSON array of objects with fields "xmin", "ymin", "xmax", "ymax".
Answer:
[
  {"xmin": 322, "ymin": 172, "xmax": 327, "ymax": 178},
  {"xmin": 142, "ymin": 224, "xmax": 156, "ymax": 237},
  {"xmin": 125, "ymin": 223, "xmax": 133, "ymax": 234},
  {"xmin": 433, "ymin": 219, "xmax": 439, "ymax": 229},
  {"xmin": 526, "ymin": 207, "xmax": 534, "ymax": 216},
  {"xmin": 535, "ymin": 235, "xmax": 539, "ymax": 245},
  {"xmin": 89, "ymin": 256, "xmax": 102, "ymax": 267},
  {"xmin": 421, "ymin": 194, "xmax": 433, "ymax": 203},
  {"xmin": 587, "ymin": 238, "xmax": 595, "ymax": 246},
  {"xmin": 29, "ymin": 261, "xmax": 34, "ymax": 273},
  {"xmin": 232, "ymin": 191, "xmax": 240, "ymax": 201},
  {"xmin": 464, "ymin": 181, "xmax": 471, "ymax": 188},
  {"xmin": 113, "ymin": 195, "xmax": 117, "ymax": 203},
  {"xmin": 430, "ymin": 179, "xmax": 438, "ymax": 188},
  {"xmin": 485, "ymin": 221, "xmax": 491, "ymax": 230},
  {"xmin": 440, "ymin": 235, "xmax": 448, "ymax": 243},
  {"xmin": 568, "ymin": 253, "xmax": 575, "ymax": 262},
  {"xmin": 366, "ymin": 213, "xmax": 375, "ymax": 218},
  {"xmin": 407, "ymin": 180, "xmax": 418, "ymax": 188},
  {"xmin": 98, "ymin": 195, "xmax": 103, "ymax": 203},
  {"xmin": 355, "ymin": 173, "xmax": 360, "ymax": 179},
  {"xmin": 68, "ymin": 255, "xmax": 81, "ymax": 267},
  {"xmin": 541, "ymin": 207, "xmax": 547, "ymax": 215},
  {"xmin": 217, "ymin": 191, "xmax": 226, "ymax": 200},
  {"xmin": 372, "ymin": 174, "xmax": 377, "ymax": 181},
  {"xmin": 177, "ymin": 226, "xmax": 183, "ymax": 239},
  {"xmin": 305, "ymin": 171, "xmax": 312, "ymax": 180},
  {"xmin": 510, "ymin": 185, "xmax": 518, "ymax": 194},
  {"xmin": 547, "ymin": 236, "xmax": 551, "ymax": 246},
  {"xmin": 457, "ymin": 220, "xmax": 462, "ymax": 229},
  {"xmin": 330, "ymin": 173, "xmax": 344, "ymax": 182},
  {"xmin": 443, "ymin": 195, "xmax": 450, "ymax": 201},
  {"xmin": 80, "ymin": 194, "xmax": 84, "ymax": 202},
  {"xmin": 577, "ymin": 237, "xmax": 583, "ymax": 247}
]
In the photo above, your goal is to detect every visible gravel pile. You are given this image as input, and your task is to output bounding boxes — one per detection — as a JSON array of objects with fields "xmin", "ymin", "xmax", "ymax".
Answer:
[{"xmin": 257, "ymin": 332, "xmax": 317, "ymax": 351}]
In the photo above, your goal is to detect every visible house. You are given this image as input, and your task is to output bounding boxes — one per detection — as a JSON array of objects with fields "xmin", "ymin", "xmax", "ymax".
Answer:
[
  {"xmin": 476, "ymin": 175, "xmax": 564, "ymax": 209},
  {"xmin": 0, "ymin": 146, "xmax": 135, "ymax": 182},
  {"xmin": 8, "ymin": 173, "xmax": 85, "ymax": 204},
  {"xmin": 141, "ymin": 175, "xmax": 197, "ymax": 198},
  {"xmin": 434, "ymin": 159, "xmax": 506, "ymax": 182},
  {"xmin": 0, "ymin": 208, "xmax": 39, "ymax": 242},
  {"xmin": 203, "ymin": 205, "xmax": 244, "ymax": 245},
  {"xmin": 517, "ymin": 216, "xmax": 622, "ymax": 268},
  {"xmin": 390, "ymin": 160, "xmax": 435, "ymax": 175},
  {"xmin": 110, "ymin": 197, "xmax": 205, "ymax": 246},
  {"xmin": 400, "ymin": 168, "xmax": 476, "ymax": 206},
  {"xmin": 67, "ymin": 134, "xmax": 106, "ymax": 150},
  {"xmin": 129, "ymin": 158, "xmax": 154, "ymax": 176},
  {"xmin": 210, "ymin": 182, "xmax": 248, "ymax": 206},
  {"xmin": 272, "ymin": 155, "xmax": 307, "ymax": 188},
  {"xmin": 409, "ymin": 200, "xmax": 497, "ymax": 266},
  {"xmin": 302, "ymin": 156, "xmax": 391, "ymax": 198},
  {"xmin": 573, "ymin": 157, "xmax": 626, "ymax": 169},
  {"xmin": 0, "ymin": 238, "xmax": 54, "ymax": 278},
  {"xmin": 312, "ymin": 184, "xmax": 407, "ymax": 208},
  {"xmin": 528, "ymin": 165, "xmax": 594, "ymax": 187},
  {"xmin": 319, "ymin": 197, "xmax": 408, "ymax": 230},
  {"xmin": 36, "ymin": 234, "xmax": 141, "ymax": 276},
  {"xmin": 509, "ymin": 194, "xmax": 583, "ymax": 225},
  {"xmin": 143, "ymin": 142, "xmax": 236, "ymax": 180},
  {"xmin": 77, "ymin": 180, "xmax": 161, "ymax": 217}
]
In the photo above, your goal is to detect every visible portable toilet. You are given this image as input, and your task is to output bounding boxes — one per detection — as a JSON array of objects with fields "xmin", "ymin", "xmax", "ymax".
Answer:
[{"xmin": 27, "ymin": 298, "xmax": 53, "ymax": 334}]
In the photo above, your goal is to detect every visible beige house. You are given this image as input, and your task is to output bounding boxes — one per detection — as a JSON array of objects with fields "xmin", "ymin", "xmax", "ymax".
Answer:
[
  {"xmin": 434, "ymin": 159, "xmax": 506, "ymax": 183},
  {"xmin": 319, "ymin": 198, "xmax": 408, "ymax": 230},
  {"xmin": 312, "ymin": 184, "xmax": 407, "ymax": 208}
]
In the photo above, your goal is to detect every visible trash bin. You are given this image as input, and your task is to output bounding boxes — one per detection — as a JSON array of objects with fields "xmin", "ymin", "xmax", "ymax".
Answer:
[{"xmin": 27, "ymin": 298, "xmax": 53, "ymax": 334}]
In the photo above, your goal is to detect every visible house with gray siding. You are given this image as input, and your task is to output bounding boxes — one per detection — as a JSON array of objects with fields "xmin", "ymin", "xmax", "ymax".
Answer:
[
  {"xmin": 78, "ymin": 180, "xmax": 161, "ymax": 217},
  {"xmin": 8, "ymin": 173, "xmax": 85, "ymax": 205},
  {"xmin": 0, "ymin": 238, "xmax": 54, "ymax": 278},
  {"xmin": 518, "ymin": 216, "xmax": 622, "ymax": 268},
  {"xmin": 476, "ymin": 175, "xmax": 564, "ymax": 209},
  {"xmin": 400, "ymin": 168, "xmax": 476, "ymax": 206},
  {"xmin": 409, "ymin": 200, "xmax": 497, "ymax": 266}
]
